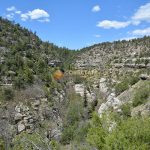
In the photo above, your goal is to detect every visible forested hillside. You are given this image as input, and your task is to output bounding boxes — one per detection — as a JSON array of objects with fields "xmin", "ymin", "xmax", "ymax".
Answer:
[{"xmin": 0, "ymin": 17, "xmax": 77, "ymax": 88}]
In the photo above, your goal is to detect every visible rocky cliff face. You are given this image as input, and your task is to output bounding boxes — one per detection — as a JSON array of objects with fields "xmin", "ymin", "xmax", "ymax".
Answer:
[{"xmin": 0, "ymin": 86, "xmax": 67, "ymax": 147}]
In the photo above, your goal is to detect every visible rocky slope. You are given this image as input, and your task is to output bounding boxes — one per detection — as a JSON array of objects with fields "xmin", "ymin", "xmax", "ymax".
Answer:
[{"xmin": 75, "ymin": 37, "xmax": 150, "ymax": 70}]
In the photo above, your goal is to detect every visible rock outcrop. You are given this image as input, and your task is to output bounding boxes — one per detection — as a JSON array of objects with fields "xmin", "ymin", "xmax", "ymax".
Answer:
[{"xmin": 74, "ymin": 83, "xmax": 97, "ymax": 105}]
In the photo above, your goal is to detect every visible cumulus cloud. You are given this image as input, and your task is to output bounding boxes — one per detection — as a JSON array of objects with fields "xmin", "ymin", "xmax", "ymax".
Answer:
[
  {"xmin": 5, "ymin": 7, "xmax": 50, "ymax": 23},
  {"xmin": 21, "ymin": 13, "xmax": 29, "ymax": 21},
  {"xmin": 6, "ymin": 13, "xmax": 14, "ymax": 20},
  {"xmin": 97, "ymin": 2, "xmax": 150, "ymax": 29},
  {"xmin": 15, "ymin": 11, "xmax": 21, "ymax": 14},
  {"xmin": 6, "ymin": 6, "xmax": 21, "ymax": 15},
  {"xmin": 92, "ymin": 5, "xmax": 101, "ymax": 12},
  {"xmin": 97, "ymin": 20, "xmax": 130, "ymax": 29},
  {"xmin": 132, "ymin": 2, "xmax": 150, "ymax": 24},
  {"xmin": 21, "ymin": 9, "xmax": 50, "ymax": 22},
  {"xmin": 6, "ymin": 6, "xmax": 16, "ymax": 12},
  {"xmin": 132, "ymin": 27, "xmax": 150, "ymax": 36}
]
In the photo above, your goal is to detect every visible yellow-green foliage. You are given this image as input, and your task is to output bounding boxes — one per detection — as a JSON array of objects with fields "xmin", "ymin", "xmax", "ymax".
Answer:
[
  {"xmin": 61, "ymin": 92, "xmax": 85, "ymax": 144},
  {"xmin": 0, "ymin": 138, "xmax": 5, "ymax": 150},
  {"xmin": 2, "ymin": 87, "xmax": 14, "ymax": 101},
  {"xmin": 115, "ymin": 81, "xmax": 128, "ymax": 95},
  {"xmin": 86, "ymin": 113, "xmax": 107, "ymax": 149},
  {"xmin": 120, "ymin": 103, "xmax": 131, "ymax": 118},
  {"xmin": 104, "ymin": 118, "xmax": 150, "ymax": 150},
  {"xmin": 87, "ymin": 113, "xmax": 150, "ymax": 150},
  {"xmin": 61, "ymin": 93, "xmax": 89, "ymax": 144},
  {"xmin": 132, "ymin": 81, "xmax": 150, "ymax": 107},
  {"xmin": 12, "ymin": 132, "xmax": 51, "ymax": 150},
  {"xmin": 50, "ymin": 140, "xmax": 60, "ymax": 150},
  {"xmin": 115, "ymin": 74, "xmax": 139, "ymax": 95}
]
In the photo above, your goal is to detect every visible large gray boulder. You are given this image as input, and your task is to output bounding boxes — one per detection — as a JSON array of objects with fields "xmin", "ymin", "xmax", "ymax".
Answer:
[
  {"xmin": 14, "ymin": 113, "xmax": 23, "ymax": 122},
  {"xmin": 18, "ymin": 122, "xmax": 26, "ymax": 133}
]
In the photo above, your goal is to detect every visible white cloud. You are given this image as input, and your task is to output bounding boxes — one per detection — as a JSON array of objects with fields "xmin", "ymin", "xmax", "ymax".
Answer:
[
  {"xmin": 6, "ymin": 6, "xmax": 16, "ymax": 11},
  {"xmin": 96, "ymin": 2, "xmax": 150, "ymax": 29},
  {"xmin": 6, "ymin": 13, "xmax": 14, "ymax": 20},
  {"xmin": 132, "ymin": 2, "xmax": 150, "ymax": 24},
  {"xmin": 21, "ymin": 13, "xmax": 29, "ymax": 21},
  {"xmin": 93, "ymin": 34, "xmax": 101, "ymax": 38},
  {"xmin": 38, "ymin": 18, "xmax": 50, "ymax": 22},
  {"xmin": 92, "ymin": 5, "xmax": 101, "ymax": 12},
  {"xmin": 132, "ymin": 27, "xmax": 150, "ymax": 36},
  {"xmin": 21, "ymin": 9, "xmax": 50, "ymax": 22},
  {"xmin": 97, "ymin": 20, "xmax": 130, "ymax": 29},
  {"xmin": 6, "ymin": 6, "xmax": 21, "ymax": 18},
  {"xmin": 15, "ymin": 11, "xmax": 21, "ymax": 14}
]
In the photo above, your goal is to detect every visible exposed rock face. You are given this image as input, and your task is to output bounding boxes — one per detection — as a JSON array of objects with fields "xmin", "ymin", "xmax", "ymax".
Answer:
[
  {"xmin": 14, "ymin": 113, "xmax": 23, "ymax": 122},
  {"xmin": 117, "ymin": 81, "xmax": 143, "ymax": 103},
  {"xmin": 99, "ymin": 78, "xmax": 109, "ymax": 96},
  {"xmin": 14, "ymin": 102, "xmax": 35, "ymax": 133},
  {"xmin": 74, "ymin": 84, "xmax": 84, "ymax": 97},
  {"xmin": 74, "ymin": 84, "xmax": 96, "ymax": 104},
  {"xmin": 98, "ymin": 77, "xmax": 122, "ymax": 116},
  {"xmin": 98, "ymin": 93, "xmax": 122, "ymax": 116},
  {"xmin": 0, "ymin": 86, "xmax": 66, "ymax": 144},
  {"xmin": 13, "ymin": 94, "xmax": 65, "ymax": 135}
]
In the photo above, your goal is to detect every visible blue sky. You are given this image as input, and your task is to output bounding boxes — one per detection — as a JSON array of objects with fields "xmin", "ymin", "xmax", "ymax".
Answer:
[{"xmin": 0, "ymin": 0, "xmax": 150, "ymax": 49}]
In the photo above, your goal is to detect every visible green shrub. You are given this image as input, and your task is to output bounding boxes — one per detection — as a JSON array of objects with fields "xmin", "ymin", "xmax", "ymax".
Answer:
[
  {"xmin": 86, "ymin": 113, "xmax": 107, "ymax": 149},
  {"xmin": 61, "ymin": 125, "xmax": 76, "ymax": 144},
  {"xmin": 2, "ymin": 88, "xmax": 14, "ymax": 101},
  {"xmin": 74, "ymin": 122, "xmax": 90, "ymax": 142},
  {"xmin": 14, "ymin": 74, "xmax": 25, "ymax": 89},
  {"xmin": 115, "ymin": 74, "xmax": 140, "ymax": 96},
  {"xmin": 61, "ymin": 102, "xmax": 83, "ymax": 144},
  {"xmin": 132, "ymin": 82, "xmax": 150, "ymax": 107},
  {"xmin": 128, "ymin": 75, "xmax": 139, "ymax": 86},
  {"xmin": 120, "ymin": 103, "xmax": 131, "ymax": 118},
  {"xmin": 115, "ymin": 81, "xmax": 128, "ymax": 95},
  {"xmin": 50, "ymin": 140, "xmax": 60, "ymax": 150},
  {"xmin": 61, "ymin": 92, "xmax": 84, "ymax": 144},
  {"xmin": 104, "ymin": 118, "xmax": 150, "ymax": 150},
  {"xmin": 73, "ymin": 75, "xmax": 85, "ymax": 84},
  {"xmin": 87, "ymin": 113, "xmax": 150, "ymax": 150},
  {"xmin": 0, "ymin": 138, "xmax": 5, "ymax": 150},
  {"xmin": 12, "ymin": 132, "xmax": 52, "ymax": 150}
]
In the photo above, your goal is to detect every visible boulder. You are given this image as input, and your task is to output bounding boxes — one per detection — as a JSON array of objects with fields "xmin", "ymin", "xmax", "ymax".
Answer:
[
  {"xmin": 139, "ymin": 74, "xmax": 150, "ymax": 80},
  {"xmin": 41, "ymin": 98, "xmax": 48, "ymax": 102},
  {"xmin": 99, "ymin": 78, "xmax": 109, "ymax": 94},
  {"xmin": 98, "ymin": 93, "xmax": 122, "ymax": 116},
  {"xmin": 74, "ymin": 84, "xmax": 85, "ymax": 96},
  {"xmin": 14, "ymin": 113, "xmax": 23, "ymax": 122},
  {"xmin": 18, "ymin": 122, "xmax": 25, "ymax": 133},
  {"xmin": 15, "ymin": 106, "xmax": 21, "ymax": 113}
]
